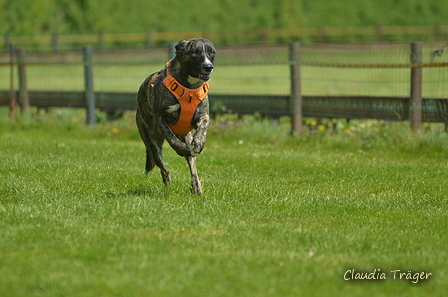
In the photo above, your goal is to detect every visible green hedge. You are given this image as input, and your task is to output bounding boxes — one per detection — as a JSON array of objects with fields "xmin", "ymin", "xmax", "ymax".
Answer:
[{"xmin": 1, "ymin": 0, "xmax": 448, "ymax": 36}]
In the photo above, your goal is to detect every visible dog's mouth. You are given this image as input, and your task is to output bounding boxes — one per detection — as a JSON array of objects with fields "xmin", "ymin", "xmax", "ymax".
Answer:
[{"xmin": 197, "ymin": 73, "xmax": 211, "ymax": 81}]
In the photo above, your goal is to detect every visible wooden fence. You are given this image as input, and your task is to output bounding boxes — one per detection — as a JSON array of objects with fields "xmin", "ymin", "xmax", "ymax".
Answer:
[
  {"xmin": 3, "ymin": 25, "xmax": 448, "ymax": 51},
  {"xmin": 1, "ymin": 42, "xmax": 447, "ymax": 131}
]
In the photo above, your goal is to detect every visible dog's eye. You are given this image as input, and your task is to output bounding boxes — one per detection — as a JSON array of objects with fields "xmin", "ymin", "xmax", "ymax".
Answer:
[{"xmin": 193, "ymin": 48, "xmax": 202, "ymax": 55}]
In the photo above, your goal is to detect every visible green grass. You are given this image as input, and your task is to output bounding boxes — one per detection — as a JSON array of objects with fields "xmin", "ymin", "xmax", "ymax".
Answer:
[{"xmin": 1, "ymin": 108, "xmax": 447, "ymax": 296}]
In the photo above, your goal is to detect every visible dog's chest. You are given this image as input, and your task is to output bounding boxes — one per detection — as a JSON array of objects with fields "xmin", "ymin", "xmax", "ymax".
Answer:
[{"xmin": 163, "ymin": 86, "xmax": 208, "ymax": 134}]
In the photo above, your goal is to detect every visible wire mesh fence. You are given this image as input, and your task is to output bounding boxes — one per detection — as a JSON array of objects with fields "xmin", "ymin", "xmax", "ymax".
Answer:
[
  {"xmin": 1, "ymin": 41, "xmax": 447, "ymax": 128},
  {"xmin": 301, "ymin": 42, "xmax": 448, "ymax": 98}
]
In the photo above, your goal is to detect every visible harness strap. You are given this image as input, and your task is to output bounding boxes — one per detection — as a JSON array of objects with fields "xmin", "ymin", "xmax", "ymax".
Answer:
[{"xmin": 163, "ymin": 60, "xmax": 209, "ymax": 135}]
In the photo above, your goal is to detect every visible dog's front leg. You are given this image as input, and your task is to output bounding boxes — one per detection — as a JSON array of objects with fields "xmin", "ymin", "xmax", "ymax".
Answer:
[
  {"xmin": 191, "ymin": 114, "xmax": 210, "ymax": 156},
  {"xmin": 183, "ymin": 133, "xmax": 202, "ymax": 194},
  {"xmin": 154, "ymin": 114, "xmax": 193, "ymax": 156},
  {"xmin": 186, "ymin": 156, "xmax": 202, "ymax": 194}
]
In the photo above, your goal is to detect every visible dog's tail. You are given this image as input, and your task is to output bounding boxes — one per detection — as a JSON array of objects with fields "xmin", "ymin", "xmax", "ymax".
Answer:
[{"xmin": 145, "ymin": 150, "xmax": 155, "ymax": 173}]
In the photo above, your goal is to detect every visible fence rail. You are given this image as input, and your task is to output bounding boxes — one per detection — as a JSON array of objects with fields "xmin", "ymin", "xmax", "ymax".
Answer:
[
  {"xmin": 1, "ymin": 42, "xmax": 447, "ymax": 131},
  {"xmin": 1, "ymin": 92, "xmax": 447, "ymax": 123},
  {"xmin": 3, "ymin": 25, "xmax": 448, "ymax": 51}
]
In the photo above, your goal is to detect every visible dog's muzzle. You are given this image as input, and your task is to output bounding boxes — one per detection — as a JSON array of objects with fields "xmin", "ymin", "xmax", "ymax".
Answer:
[{"xmin": 198, "ymin": 63, "xmax": 214, "ymax": 81}]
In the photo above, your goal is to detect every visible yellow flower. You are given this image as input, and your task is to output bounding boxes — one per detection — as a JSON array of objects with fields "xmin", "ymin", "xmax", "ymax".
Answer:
[
  {"xmin": 318, "ymin": 125, "xmax": 326, "ymax": 131},
  {"xmin": 112, "ymin": 127, "xmax": 120, "ymax": 135},
  {"xmin": 310, "ymin": 120, "xmax": 318, "ymax": 126}
]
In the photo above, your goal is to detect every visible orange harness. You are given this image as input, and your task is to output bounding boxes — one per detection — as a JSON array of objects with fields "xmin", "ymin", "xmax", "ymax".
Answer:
[{"xmin": 163, "ymin": 60, "xmax": 209, "ymax": 135}]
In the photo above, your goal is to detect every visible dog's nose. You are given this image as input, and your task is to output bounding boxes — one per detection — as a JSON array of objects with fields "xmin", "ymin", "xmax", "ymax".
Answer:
[{"xmin": 203, "ymin": 64, "xmax": 214, "ymax": 73}]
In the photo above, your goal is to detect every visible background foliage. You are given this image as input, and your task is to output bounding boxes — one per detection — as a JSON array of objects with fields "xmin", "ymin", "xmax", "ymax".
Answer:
[{"xmin": 1, "ymin": 0, "xmax": 448, "ymax": 36}]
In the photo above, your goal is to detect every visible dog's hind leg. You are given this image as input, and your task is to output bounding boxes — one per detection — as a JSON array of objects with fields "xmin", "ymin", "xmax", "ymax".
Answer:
[
  {"xmin": 144, "ymin": 139, "xmax": 171, "ymax": 185},
  {"xmin": 137, "ymin": 110, "xmax": 171, "ymax": 185},
  {"xmin": 145, "ymin": 149, "xmax": 155, "ymax": 173},
  {"xmin": 148, "ymin": 135, "xmax": 171, "ymax": 185}
]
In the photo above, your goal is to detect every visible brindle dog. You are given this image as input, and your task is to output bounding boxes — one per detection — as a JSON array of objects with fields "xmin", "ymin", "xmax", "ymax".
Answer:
[{"xmin": 136, "ymin": 38, "xmax": 215, "ymax": 194}]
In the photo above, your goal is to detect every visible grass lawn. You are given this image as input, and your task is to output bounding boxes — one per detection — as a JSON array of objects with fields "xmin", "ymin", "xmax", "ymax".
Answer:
[{"xmin": 0, "ymin": 108, "xmax": 447, "ymax": 296}]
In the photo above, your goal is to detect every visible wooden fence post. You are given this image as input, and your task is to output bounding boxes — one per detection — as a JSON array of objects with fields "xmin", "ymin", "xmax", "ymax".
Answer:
[
  {"xmin": 5, "ymin": 32, "xmax": 11, "ymax": 51},
  {"xmin": 375, "ymin": 25, "xmax": 383, "ymax": 42},
  {"xmin": 9, "ymin": 43, "xmax": 17, "ymax": 123},
  {"xmin": 52, "ymin": 33, "xmax": 59, "ymax": 51},
  {"xmin": 290, "ymin": 41, "xmax": 302, "ymax": 134},
  {"xmin": 434, "ymin": 25, "xmax": 442, "ymax": 41},
  {"xmin": 261, "ymin": 27, "xmax": 269, "ymax": 43},
  {"xmin": 410, "ymin": 42, "xmax": 422, "ymax": 132},
  {"xmin": 318, "ymin": 26, "xmax": 326, "ymax": 43},
  {"xmin": 16, "ymin": 47, "xmax": 29, "ymax": 115},
  {"xmin": 168, "ymin": 42, "xmax": 177, "ymax": 60},
  {"xmin": 146, "ymin": 30, "xmax": 154, "ymax": 49},
  {"xmin": 83, "ymin": 45, "xmax": 96, "ymax": 125},
  {"xmin": 98, "ymin": 31, "xmax": 105, "ymax": 50}
]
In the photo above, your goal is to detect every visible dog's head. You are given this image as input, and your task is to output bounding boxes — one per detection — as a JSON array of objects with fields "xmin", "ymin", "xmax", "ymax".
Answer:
[{"xmin": 175, "ymin": 38, "xmax": 216, "ymax": 83}]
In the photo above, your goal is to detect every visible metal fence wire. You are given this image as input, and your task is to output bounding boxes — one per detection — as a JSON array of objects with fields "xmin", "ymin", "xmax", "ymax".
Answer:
[{"xmin": 1, "ymin": 42, "xmax": 447, "ymax": 129}]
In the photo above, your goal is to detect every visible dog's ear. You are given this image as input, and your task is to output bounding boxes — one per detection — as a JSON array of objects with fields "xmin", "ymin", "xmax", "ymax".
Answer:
[{"xmin": 175, "ymin": 40, "xmax": 188, "ymax": 55}]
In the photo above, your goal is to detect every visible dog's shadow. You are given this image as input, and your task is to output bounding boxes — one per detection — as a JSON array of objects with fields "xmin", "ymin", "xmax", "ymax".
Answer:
[
  {"xmin": 126, "ymin": 186, "xmax": 155, "ymax": 197},
  {"xmin": 104, "ymin": 186, "xmax": 156, "ymax": 199}
]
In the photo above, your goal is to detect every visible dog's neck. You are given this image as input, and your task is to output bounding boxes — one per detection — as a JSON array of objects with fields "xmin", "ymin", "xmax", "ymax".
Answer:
[{"xmin": 167, "ymin": 59, "xmax": 205, "ymax": 89}]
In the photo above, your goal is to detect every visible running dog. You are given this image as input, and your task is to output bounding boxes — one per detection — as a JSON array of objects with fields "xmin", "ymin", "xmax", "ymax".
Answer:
[{"xmin": 136, "ymin": 38, "xmax": 215, "ymax": 194}]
